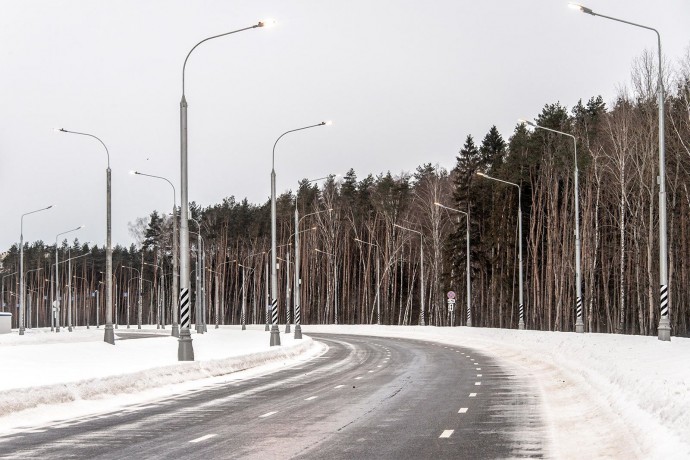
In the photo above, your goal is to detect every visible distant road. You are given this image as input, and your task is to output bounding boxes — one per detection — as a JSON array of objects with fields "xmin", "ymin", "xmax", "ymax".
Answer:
[{"xmin": 0, "ymin": 333, "xmax": 546, "ymax": 459}]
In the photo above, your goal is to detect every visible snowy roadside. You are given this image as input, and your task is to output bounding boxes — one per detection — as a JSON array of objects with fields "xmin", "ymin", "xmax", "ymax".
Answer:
[
  {"xmin": 0, "ymin": 326, "xmax": 320, "ymax": 421},
  {"xmin": 303, "ymin": 325, "xmax": 690, "ymax": 460}
]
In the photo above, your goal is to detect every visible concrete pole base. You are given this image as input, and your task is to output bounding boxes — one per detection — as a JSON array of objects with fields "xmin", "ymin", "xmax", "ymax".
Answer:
[
  {"xmin": 518, "ymin": 320, "xmax": 525, "ymax": 330},
  {"xmin": 575, "ymin": 318, "xmax": 585, "ymax": 333},
  {"xmin": 242, "ymin": 324, "xmax": 246, "ymax": 330},
  {"xmin": 127, "ymin": 325, "xmax": 130, "ymax": 329},
  {"xmin": 56, "ymin": 327, "xmax": 60, "ymax": 333},
  {"xmin": 467, "ymin": 320, "xmax": 472, "ymax": 327},
  {"xmin": 178, "ymin": 328, "xmax": 195, "ymax": 361},
  {"xmin": 270, "ymin": 325, "xmax": 281, "ymax": 346},
  {"xmin": 658, "ymin": 317, "xmax": 671, "ymax": 341},
  {"xmin": 69, "ymin": 326, "xmax": 73, "ymax": 332},
  {"xmin": 285, "ymin": 324, "xmax": 291, "ymax": 333},
  {"xmin": 87, "ymin": 325, "xmax": 90, "ymax": 329},
  {"xmin": 294, "ymin": 324, "xmax": 302, "ymax": 339},
  {"xmin": 115, "ymin": 324, "xmax": 118, "ymax": 329},
  {"xmin": 137, "ymin": 325, "xmax": 141, "ymax": 330},
  {"xmin": 171, "ymin": 325, "xmax": 180, "ymax": 338},
  {"xmin": 265, "ymin": 323, "xmax": 270, "ymax": 332},
  {"xmin": 215, "ymin": 324, "xmax": 219, "ymax": 329},
  {"xmin": 104, "ymin": 325, "xmax": 115, "ymax": 344},
  {"xmin": 19, "ymin": 328, "xmax": 25, "ymax": 335}
]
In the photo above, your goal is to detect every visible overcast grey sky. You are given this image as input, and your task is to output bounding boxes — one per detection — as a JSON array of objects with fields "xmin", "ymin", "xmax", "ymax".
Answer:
[{"xmin": 1, "ymin": 0, "xmax": 688, "ymax": 251}]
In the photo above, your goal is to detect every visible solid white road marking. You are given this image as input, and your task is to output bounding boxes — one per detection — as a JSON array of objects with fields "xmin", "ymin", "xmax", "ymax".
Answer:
[
  {"xmin": 476, "ymin": 368, "xmax": 481, "ymax": 370},
  {"xmin": 368, "ymin": 370, "xmax": 374, "ymax": 373},
  {"xmin": 355, "ymin": 376, "xmax": 363, "ymax": 380},
  {"xmin": 305, "ymin": 396, "xmax": 318, "ymax": 401},
  {"xmin": 377, "ymin": 365, "xmax": 382, "ymax": 368},
  {"xmin": 440, "ymin": 430, "xmax": 454, "ymax": 438},
  {"xmin": 477, "ymin": 374, "xmax": 483, "ymax": 377},
  {"xmin": 190, "ymin": 434, "xmax": 217, "ymax": 443},
  {"xmin": 334, "ymin": 385, "xmax": 345, "ymax": 389},
  {"xmin": 475, "ymin": 382, "xmax": 481, "ymax": 386},
  {"xmin": 469, "ymin": 393, "xmax": 477, "ymax": 397},
  {"xmin": 458, "ymin": 408, "xmax": 468, "ymax": 413},
  {"xmin": 259, "ymin": 411, "xmax": 277, "ymax": 418}
]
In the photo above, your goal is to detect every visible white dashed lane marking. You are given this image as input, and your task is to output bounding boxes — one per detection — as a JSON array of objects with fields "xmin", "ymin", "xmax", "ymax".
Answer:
[
  {"xmin": 190, "ymin": 434, "xmax": 217, "ymax": 443},
  {"xmin": 305, "ymin": 396, "xmax": 318, "ymax": 401},
  {"xmin": 458, "ymin": 408, "xmax": 468, "ymax": 413},
  {"xmin": 334, "ymin": 385, "xmax": 344, "ymax": 389},
  {"xmin": 475, "ymin": 382, "xmax": 481, "ymax": 386},
  {"xmin": 439, "ymin": 430, "xmax": 454, "ymax": 438},
  {"xmin": 259, "ymin": 411, "xmax": 277, "ymax": 418}
]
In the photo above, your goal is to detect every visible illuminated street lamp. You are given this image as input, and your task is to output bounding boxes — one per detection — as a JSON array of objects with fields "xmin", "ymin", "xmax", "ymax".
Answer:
[{"xmin": 56, "ymin": 127, "xmax": 114, "ymax": 344}]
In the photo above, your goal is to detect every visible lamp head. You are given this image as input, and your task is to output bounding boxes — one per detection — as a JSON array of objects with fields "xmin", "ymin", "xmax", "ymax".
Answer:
[
  {"xmin": 476, "ymin": 172, "xmax": 487, "ymax": 178},
  {"xmin": 258, "ymin": 18, "xmax": 277, "ymax": 28},
  {"xmin": 129, "ymin": 170, "xmax": 137, "ymax": 175},
  {"xmin": 568, "ymin": 3, "xmax": 594, "ymax": 15},
  {"xmin": 434, "ymin": 202, "xmax": 442, "ymax": 206},
  {"xmin": 323, "ymin": 120, "xmax": 333, "ymax": 126},
  {"xmin": 53, "ymin": 128, "xmax": 66, "ymax": 133},
  {"xmin": 518, "ymin": 118, "xmax": 535, "ymax": 127}
]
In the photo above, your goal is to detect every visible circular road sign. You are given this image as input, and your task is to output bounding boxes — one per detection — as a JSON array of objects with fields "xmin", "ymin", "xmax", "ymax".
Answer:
[{"xmin": 447, "ymin": 291, "xmax": 456, "ymax": 300}]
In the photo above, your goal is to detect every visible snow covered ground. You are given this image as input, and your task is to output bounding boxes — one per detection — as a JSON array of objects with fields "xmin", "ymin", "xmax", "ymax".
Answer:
[{"xmin": 1, "ymin": 324, "xmax": 688, "ymax": 459}]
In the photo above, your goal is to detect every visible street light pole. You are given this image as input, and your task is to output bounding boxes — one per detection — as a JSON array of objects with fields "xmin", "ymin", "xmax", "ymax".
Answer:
[
  {"xmin": 56, "ymin": 128, "xmax": 114, "ymax": 344},
  {"xmin": 570, "ymin": 3, "xmax": 668, "ymax": 340},
  {"xmin": 434, "ymin": 203, "xmax": 472, "ymax": 327},
  {"xmin": 477, "ymin": 172, "xmax": 524, "ymax": 329},
  {"xmin": 19, "ymin": 205, "xmax": 52, "ymax": 334},
  {"xmin": 520, "ymin": 119, "xmax": 584, "ymax": 332},
  {"xmin": 295, "ymin": 207, "xmax": 330, "ymax": 338},
  {"xmin": 54, "ymin": 225, "xmax": 82, "ymax": 333},
  {"xmin": 132, "ymin": 171, "xmax": 179, "ymax": 337},
  {"xmin": 354, "ymin": 238, "xmax": 381, "ymax": 325},
  {"xmin": 393, "ymin": 224, "xmax": 425, "ymax": 326},
  {"xmin": 178, "ymin": 20, "xmax": 271, "ymax": 360},
  {"xmin": 270, "ymin": 121, "xmax": 330, "ymax": 346},
  {"xmin": 123, "ymin": 266, "xmax": 141, "ymax": 329}
]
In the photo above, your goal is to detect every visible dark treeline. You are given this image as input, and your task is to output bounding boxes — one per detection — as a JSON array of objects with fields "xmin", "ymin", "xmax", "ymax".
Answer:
[{"xmin": 2, "ymin": 52, "xmax": 690, "ymax": 336}]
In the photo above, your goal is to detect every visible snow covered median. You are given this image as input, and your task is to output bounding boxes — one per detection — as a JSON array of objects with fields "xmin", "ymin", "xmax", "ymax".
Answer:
[{"xmin": 0, "ymin": 326, "xmax": 319, "ymax": 417}]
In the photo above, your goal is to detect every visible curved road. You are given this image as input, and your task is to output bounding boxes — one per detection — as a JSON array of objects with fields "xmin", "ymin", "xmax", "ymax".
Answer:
[{"xmin": 0, "ymin": 333, "xmax": 547, "ymax": 459}]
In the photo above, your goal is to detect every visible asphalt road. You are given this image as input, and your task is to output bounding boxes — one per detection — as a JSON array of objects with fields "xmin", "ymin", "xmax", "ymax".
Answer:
[{"xmin": 0, "ymin": 333, "xmax": 547, "ymax": 459}]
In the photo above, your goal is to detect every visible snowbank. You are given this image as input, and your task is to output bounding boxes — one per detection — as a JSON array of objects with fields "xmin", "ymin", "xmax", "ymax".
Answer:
[{"xmin": 0, "ymin": 326, "xmax": 318, "ymax": 417}]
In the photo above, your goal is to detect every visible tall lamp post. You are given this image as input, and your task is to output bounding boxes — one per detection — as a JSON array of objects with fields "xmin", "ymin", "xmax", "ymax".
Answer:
[
  {"xmin": 519, "ymin": 119, "xmax": 584, "ymax": 333},
  {"xmin": 393, "ymin": 223, "xmax": 425, "ymax": 326},
  {"xmin": 56, "ymin": 128, "xmax": 114, "ymax": 344},
  {"xmin": 123, "ymin": 266, "xmax": 142, "ymax": 330},
  {"xmin": 477, "ymin": 172, "xmax": 525, "ymax": 330},
  {"xmin": 19, "ymin": 205, "xmax": 53, "ymax": 335},
  {"xmin": 294, "ymin": 206, "xmax": 331, "ymax": 338},
  {"xmin": 270, "ymin": 121, "xmax": 330, "ymax": 346},
  {"xmin": 54, "ymin": 225, "xmax": 83, "ymax": 333},
  {"xmin": 354, "ymin": 238, "xmax": 381, "ymax": 325},
  {"xmin": 178, "ymin": 20, "xmax": 273, "ymax": 360},
  {"xmin": 434, "ymin": 203, "xmax": 472, "ymax": 327},
  {"xmin": 132, "ymin": 171, "xmax": 179, "ymax": 337},
  {"xmin": 569, "ymin": 3, "xmax": 668, "ymax": 340},
  {"xmin": 241, "ymin": 252, "xmax": 264, "ymax": 330}
]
